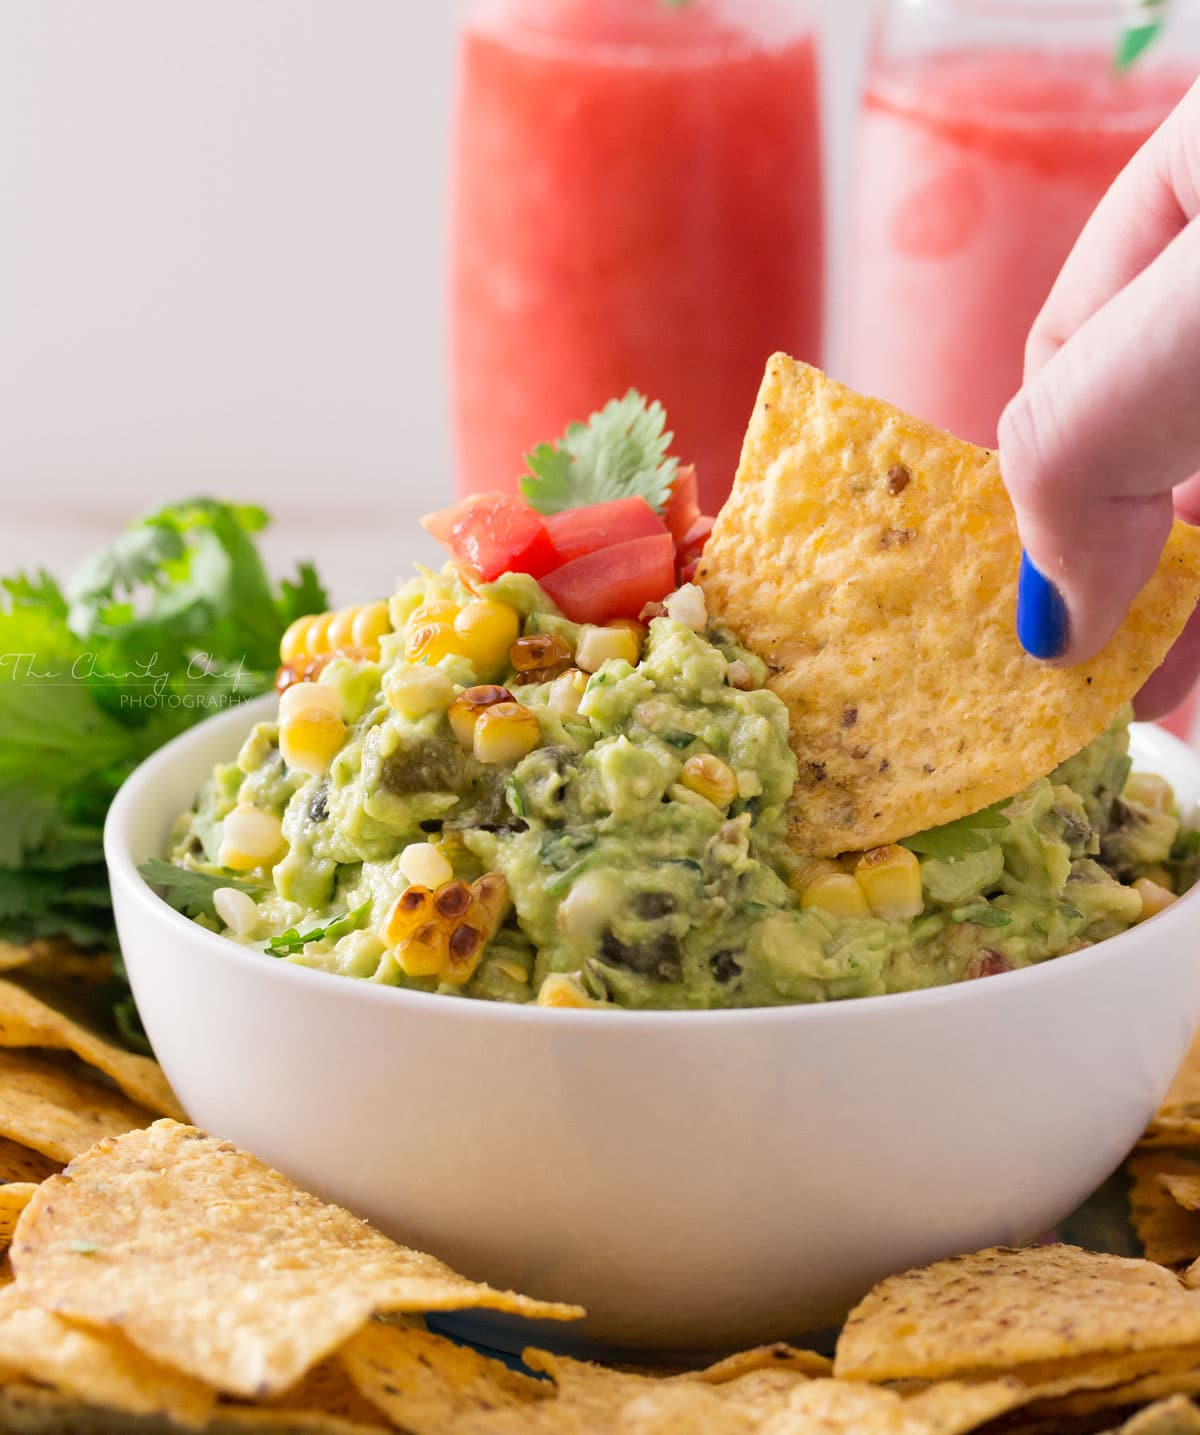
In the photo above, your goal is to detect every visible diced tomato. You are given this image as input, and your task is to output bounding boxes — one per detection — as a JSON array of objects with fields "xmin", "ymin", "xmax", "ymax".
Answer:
[
  {"xmin": 965, "ymin": 950, "xmax": 1014, "ymax": 981},
  {"xmin": 678, "ymin": 558, "xmax": 699, "ymax": 585},
  {"xmin": 545, "ymin": 497, "xmax": 668, "ymax": 566},
  {"xmin": 677, "ymin": 514, "xmax": 714, "ymax": 565},
  {"xmin": 663, "ymin": 465, "xmax": 702, "ymax": 546},
  {"xmin": 540, "ymin": 533, "xmax": 676, "ymax": 626},
  {"xmin": 421, "ymin": 494, "xmax": 558, "ymax": 582}
]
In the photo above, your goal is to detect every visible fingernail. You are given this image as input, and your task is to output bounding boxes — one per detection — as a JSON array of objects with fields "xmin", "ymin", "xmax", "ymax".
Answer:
[{"xmin": 1017, "ymin": 550, "xmax": 1068, "ymax": 659}]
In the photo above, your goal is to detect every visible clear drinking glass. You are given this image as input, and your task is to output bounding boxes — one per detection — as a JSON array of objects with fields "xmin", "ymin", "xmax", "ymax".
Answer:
[
  {"xmin": 450, "ymin": 0, "xmax": 824, "ymax": 513},
  {"xmin": 843, "ymin": 0, "xmax": 1199, "ymax": 449}
]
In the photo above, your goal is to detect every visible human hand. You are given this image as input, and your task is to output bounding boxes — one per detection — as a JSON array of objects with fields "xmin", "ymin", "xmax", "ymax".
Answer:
[{"xmin": 999, "ymin": 78, "xmax": 1200, "ymax": 717}]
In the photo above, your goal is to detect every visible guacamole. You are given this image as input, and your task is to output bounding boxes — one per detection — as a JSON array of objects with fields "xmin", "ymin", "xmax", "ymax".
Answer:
[{"xmin": 160, "ymin": 565, "xmax": 1198, "ymax": 1009}]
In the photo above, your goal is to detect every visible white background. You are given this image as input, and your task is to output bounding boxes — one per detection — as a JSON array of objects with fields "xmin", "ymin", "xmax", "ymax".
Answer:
[{"xmin": 0, "ymin": 1, "xmax": 871, "ymax": 601}]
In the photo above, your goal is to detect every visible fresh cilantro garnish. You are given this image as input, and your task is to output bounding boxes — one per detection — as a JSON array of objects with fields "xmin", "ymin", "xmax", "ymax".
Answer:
[
  {"xmin": 661, "ymin": 730, "xmax": 696, "ymax": 750},
  {"xmin": 900, "ymin": 803, "xmax": 1010, "ymax": 861},
  {"xmin": 545, "ymin": 858, "xmax": 593, "ymax": 899},
  {"xmin": 959, "ymin": 907, "xmax": 1012, "ymax": 928},
  {"xmin": 1114, "ymin": 1, "xmax": 1164, "ymax": 71},
  {"xmin": 1171, "ymin": 827, "xmax": 1200, "ymax": 861},
  {"xmin": 138, "ymin": 860, "xmax": 263, "ymax": 921},
  {"xmin": 265, "ymin": 901, "xmax": 373, "ymax": 958},
  {"xmin": 520, "ymin": 392, "xmax": 678, "ymax": 516},
  {"xmin": 0, "ymin": 502, "xmax": 326, "ymax": 1048},
  {"xmin": 506, "ymin": 778, "xmax": 527, "ymax": 820}
]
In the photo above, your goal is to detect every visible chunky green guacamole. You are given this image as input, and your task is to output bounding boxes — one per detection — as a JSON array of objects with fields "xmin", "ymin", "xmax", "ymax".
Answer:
[{"xmin": 161, "ymin": 565, "xmax": 1197, "ymax": 1009}]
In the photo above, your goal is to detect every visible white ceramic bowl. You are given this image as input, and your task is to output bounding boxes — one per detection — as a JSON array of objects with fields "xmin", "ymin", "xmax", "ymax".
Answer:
[{"xmin": 106, "ymin": 696, "xmax": 1200, "ymax": 1355}]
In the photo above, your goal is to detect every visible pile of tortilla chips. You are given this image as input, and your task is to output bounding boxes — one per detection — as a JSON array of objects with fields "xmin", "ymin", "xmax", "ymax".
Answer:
[{"xmin": 0, "ymin": 944, "xmax": 1193, "ymax": 1431}]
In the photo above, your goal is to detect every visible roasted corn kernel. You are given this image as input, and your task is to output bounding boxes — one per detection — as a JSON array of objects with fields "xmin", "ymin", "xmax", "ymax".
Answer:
[
  {"xmin": 510, "ymin": 632, "xmax": 572, "ymax": 677},
  {"xmin": 575, "ymin": 624, "xmax": 641, "ymax": 673},
  {"xmin": 325, "ymin": 606, "xmax": 359, "ymax": 653},
  {"xmin": 454, "ymin": 599, "xmax": 520, "ymax": 674},
  {"xmin": 406, "ymin": 622, "xmax": 463, "ymax": 666},
  {"xmin": 278, "ymin": 680, "xmax": 346, "ymax": 777},
  {"xmin": 1124, "ymin": 773, "xmax": 1175, "ymax": 815},
  {"xmin": 471, "ymin": 871, "xmax": 512, "ymax": 936},
  {"xmin": 433, "ymin": 880, "xmax": 473, "ymax": 922},
  {"xmin": 406, "ymin": 599, "xmax": 460, "ymax": 630},
  {"xmin": 548, "ymin": 669, "xmax": 588, "ymax": 718},
  {"xmin": 473, "ymin": 701, "xmax": 542, "ymax": 765},
  {"xmin": 443, "ymin": 922, "xmax": 487, "ymax": 986},
  {"xmin": 1134, "ymin": 876, "xmax": 1177, "ymax": 919},
  {"xmin": 217, "ymin": 803, "xmax": 285, "ymax": 871},
  {"xmin": 278, "ymin": 680, "xmax": 340, "ymax": 723},
  {"xmin": 799, "ymin": 872, "xmax": 871, "ymax": 920},
  {"xmin": 396, "ymin": 922, "xmax": 449, "ymax": 978},
  {"xmin": 384, "ymin": 886, "xmax": 435, "ymax": 947},
  {"xmin": 853, "ymin": 844, "xmax": 924, "ymax": 921},
  {"xmin": 398, "ymin": 842, "xmax": 453, "ymax": 889},
  {"xmin": 387, "ymin": 872, "xmax": 509, "ymax": 985},
  {"xmin": 303, "ymin": 612, "xmax": 337, "ymax": 660},
  {"xmin": 384, "ymin": 665, "xmax": 455, "ymax": 720},
  {"xmin": 679, "ymin": 754, "xmax": 738, "ymax": 809},
  {"xmin": 280, "ymin": 601, "xmax": 391, "ymax": 666},
  {"xmin": 448, "ymin": 685, "xmax": 515, "ymax": 749},
  {"xmin": 280, "ymin": 614, "xmax": 319, "ymax": 665},
  {"xmin": 351, "ymin": 600, "xmax": 392, "ymax": 658},
  {"xmin": 536, "ymin": 973, "xmax": 596, "ymax": 1008}
]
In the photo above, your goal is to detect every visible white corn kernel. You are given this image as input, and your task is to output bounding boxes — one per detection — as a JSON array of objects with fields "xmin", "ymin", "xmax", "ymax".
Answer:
[
  {"xmin": 556, "ymin": 870, "xmax": 618, "ymax": 940},
  {"xmin": 664, "ymin": 583, "xmax": 707, "ymax": 632},
  {"xmin": 472, "ymin": 702, "xmax": 542, "ymax": 764},
  {"xmin": 278, "ymin": 680, "xmax": 341, "ymax": 723},
  {"xmin": 548, "ymin": 669, "xmax": 588, "ymax": 718},
  {"xmin": 385, "ymin": 665, "xmax": 455, "ymax": 720},
  {"xmin": 218, "ymin": 804, "xmax": 285, "ymax": 871},
  {"xmin": 737, "ymin": 770, "xmax": 763, "ymax": 799},
  {"xmin": 1134, "ymin": 876, "xmax": 1177, "ymax": 920},
  {"xmin": 575, "ymin": 624, "xmax": 641, "ymax": 673},
  {"xmin": 726, "ymin": 660, "xmax": 754, "ymax": 690},
  {"xmin": 399, "ymin": 842, "xmax": 454, "ymax": 889},
  {"xmin": 853, "ymin": 844, "xmax": 924, "ymax": 921},
  {"xmin": 279, "ymin": 710, "xmax": 345, "ymax": 777},
  {"xmin": 213, "ymin": 886, "xmax": 259, "ymax": 937},
  {"xmin": 536, "ymin": 973, "xmax": 596, "ymax": 1008},
  {"xmin": 799, "ymin": 872, "xmax": 871, "ymax": 920}
]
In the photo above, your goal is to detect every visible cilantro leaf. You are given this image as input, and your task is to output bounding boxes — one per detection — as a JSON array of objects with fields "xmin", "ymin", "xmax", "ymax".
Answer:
[
  {"xmin": 901, "ymin": 802, "xmax": 1010, "ymax": 861},
  {"xmin": 958, "ymin": 907, "xmax": 1012, "ymax": 928},
  {"xmin": 265, "ymin": 901, "xmax": 372, "ymax": 957},
  {"xmin": 520, "ymin": 392, "xmax": 678, "ymax": 516},
  {"xmin": 138, "ymin": 860, "xmax": 263, "ymax": 921}
]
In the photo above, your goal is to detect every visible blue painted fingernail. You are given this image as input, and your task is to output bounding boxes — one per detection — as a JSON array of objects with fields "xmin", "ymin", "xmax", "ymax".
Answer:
[{"xmin": 1017, "ymin": 550, "xmax": 1068, "ymax": 659}]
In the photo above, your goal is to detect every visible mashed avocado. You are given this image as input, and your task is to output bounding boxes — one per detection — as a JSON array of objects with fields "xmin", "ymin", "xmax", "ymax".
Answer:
[{"xmin": 162, "ymin": 565, "xmax": 1198, "ymax": 1008}]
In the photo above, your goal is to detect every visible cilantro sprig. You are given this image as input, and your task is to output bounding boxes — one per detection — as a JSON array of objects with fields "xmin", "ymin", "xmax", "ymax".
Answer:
[
  {"xmin": 1, "ymin": 500, "xmax": 326, "ymax": 1047},
  {"xmin": 1115, "ymin": 0, "xmax": 1166, "ymax": 70},
  {"xmin": 137, "ymin": 861, "xmax": 264, "ymax": 921},
  {"xmin": 265, "ymin": 901, "xmax": 372, "ymax": 957},
  {"xmin": 520, "ymin": 392, "xmax": 678, "ymax": 517},
  {"xmin": 901, "ymin": 803, "xmax": 1010, "ymax": 862}
]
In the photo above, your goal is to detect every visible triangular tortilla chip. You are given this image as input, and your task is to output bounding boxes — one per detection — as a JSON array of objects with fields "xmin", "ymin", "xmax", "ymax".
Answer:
[{"xmin": 699, "ymin": 357, "xmax": 1200, "ymax": 855}]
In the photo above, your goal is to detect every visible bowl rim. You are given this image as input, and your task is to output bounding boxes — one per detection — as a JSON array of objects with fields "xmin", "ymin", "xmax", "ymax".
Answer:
[{"xmin": 105, "ymin": 692, "xmax": 1200, "ymax": 1032}]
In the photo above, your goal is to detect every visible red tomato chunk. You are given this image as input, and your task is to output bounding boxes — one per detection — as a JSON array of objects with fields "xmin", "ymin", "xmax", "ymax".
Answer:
[
  {"xmin": 541, "ymin": 533, "xmax": 676, "ymax": 626},
  {"xmin": 545, "ymin": 497, "xmax": 668, "ymax": 566}
]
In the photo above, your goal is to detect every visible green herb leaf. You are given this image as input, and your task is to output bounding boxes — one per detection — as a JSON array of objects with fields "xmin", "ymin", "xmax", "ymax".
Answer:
[
  {"xmin": 959, "ymin": 907, "xmax": 1012, "ymax": 928},
  {"xmin": 660, "ymin": 730, "xmax": 696, "ymax": 750},
  {"xmin": 1115, "ymin": 21, "xmax": 1162, "ymax": 70},
  {"xmin": 901, "ymin": 803, "xmax": 1010, "ymax": 861},
  {"xmin": 545, "ymin": 858, "xmax": 593, "ymax": 899},
  {"xmin": 506, "ymin": 778, "xmax": 528, "ymax": 820},
  {"xmin": 138, "ymin": 860, "xmax": 262, "ymax": 921},
  {"xmin": 1171, "ymin": 827, "xmax": 1200, "ymax": 861},
  {"xmin": 520, "ymin": 392, "xmax": 678, "ymax": 516},
  {"xmin": 265, "ymin": 900, "xmax": 372, "ymax": 957}
]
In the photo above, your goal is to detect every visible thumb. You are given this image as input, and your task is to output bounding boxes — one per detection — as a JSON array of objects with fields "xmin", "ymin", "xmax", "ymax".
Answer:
[{"xmin": 999, "ymin": 217, "xmax": 1200, "ymax": 665}]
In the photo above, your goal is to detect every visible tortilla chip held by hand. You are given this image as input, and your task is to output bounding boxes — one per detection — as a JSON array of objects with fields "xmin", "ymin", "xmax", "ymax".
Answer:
[{"xmin": 698, "ymin": 356, "xmax": 1200, "ymax": 856}]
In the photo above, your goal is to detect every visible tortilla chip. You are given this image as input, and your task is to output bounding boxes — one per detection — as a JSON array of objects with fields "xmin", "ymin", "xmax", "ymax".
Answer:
[
  {"xmin": 836, "ymin": 1245, "xmax": 1200, "ymax": 1385},
  {"xmin": 0, "ymin": 977, "xmax": 183, "ymax": 1120},
  {"xmin": 749, "ymin": 1376, "xmax": 1024, "ymax": 1434},
  {"xmin": 0, "ymin": 1048, "xmax": 153, "ymax": 1161},
  {"xmin": 0, "ymin": 1386, "xmax": 384, "ymax": 1434},
  {"xmin": 0, "ymin": 948, "xmax": 33, "ymax": 976},
  {"xmin": 698, "ymin": 1342, "xmax": 833, "ymax": 1383},
  {"xmin": 698, "ymin": 357, "xmax": 1200, "ymax": 855},
  {"xmin": 1166, "ymin": 1179, "xmax": 1200, "ymax": 1215},
  {"xmin": 337, "ymin": 1324, "xmax": 549, "ymax": 1434},
  {"xmin": 0, "ymin": 1139, "xmax": 60, "ymax": 1186},
  {"xmin": 1145, "ymin": 1114, "xmax": 1200, "ymax": 1149},
  {"xmin": 0, "ymin": 1286, "xmax": 213, "ymax": 1425},
  {"xmin": 1129, "ymin": 1154, "xmax": 1200, "ymax": 1268},
  {"xmin": 1020, "ymin": 1365, "xmax": 1200, "ymax": 1422},
  {"xmin": 1117, "ymin": 1397, "xmax": 1200, "ymax": 1434},
  {"xmin": 0, "ymin": 1186, "xmax": 36, "ymax": 1247},
  {"xmin": 10, "ymin": 1120, "xmax": 582, "ymax": 1400}
]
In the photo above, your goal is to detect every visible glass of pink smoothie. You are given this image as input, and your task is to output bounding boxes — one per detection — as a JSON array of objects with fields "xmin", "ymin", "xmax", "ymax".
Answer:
[
  {"xmin": 450, "ymin": 0, "xmax": 824, "ymax": 514},
  {"xmin": 843, "ymin": 0, "xmax": 1197, "ymax": 449}
]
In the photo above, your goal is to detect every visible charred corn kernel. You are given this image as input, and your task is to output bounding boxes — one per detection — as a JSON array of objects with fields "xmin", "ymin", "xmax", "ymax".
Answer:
[
  {"xmin": 407, "ymin": 599, "xmax": 460, "ymax": 630},
  {"xmin": 396, "ymin": 922, "xmax": 449, "ymax": 979},
  {"xmin": 799, "ymin": 872, "xmax": 871, "ymax": 919},
  {"xmin": 326, "ymin": 606, "xmax": 359, "ymax": 652},
  {"xmin": 664, "ymin": 583, "xmax": 707, "ymax": 631},
  {"xmin": 1124, "ymin": 773, "xmax": 1175, "ymax": 814},
  {"xmin": 218, "ymin": 803, "xmax": 285, "ymax": 871},
  {"xmin": 398, "ymin": 842, "xmax": 453, "ymax": 889},
  {"xmin": 471, "ymin": 871, "xmax": 512, "ymax": 936},
  {"xmin": 454, "ymin": 600, "xmax": 520, "ymax": 672},
  {"xmin": 448, "ymin": 685, "xmax": 515, "ymax": 748},
  {"xmin": 280, "ymin": 614, "xmax": 320, "ymax": 664},
  {"xmin": 473, "ymin": 701, "xmax": 542, "ymax": 765},
  {"xmin": 510, "ymin": 632, "xmax": 572, "ymax": 675},
  {"xmin": 548, "ymin": 669, "xmax": 588, "ymax": 718},
  {"xmin": 351, "ymin": 600, "xmax": 391, "ymax": 658},
  {"xmin": 213, "ymin": 886, "xmax": 259, "ymax": 938},
  {"xmin": 789, "ymin": 857, "xmax": 842, "ymax": 897},
  {"xmin": 852, "ymin": 844, "xmax": 923, "ymax": 921},
  {"xmin": 537, "ymin": 973, "xmax": 596, "ymax": 1008},
  {"xmin": 609, "ymin": 618, "xmax": 648, "ymax": 637},
  {"xmin": 575, "ymin": 624, "xmax": 641, "ymax": 673},
  {"xmin": 433, "ymin": 880, "xmax": 474, "ymax": 922},
  {"xmin": 279, "ymin": 709, "xmax": 345, "ymax": 777},
  {"xmin": 679, "ymin": 754, "xmax": 737, "ymax": 809},
  {"xmin": 384, "ymin": 886, "xmax": 435, "ymax": 946},
  {"xmin": 384, "ymin": 664, "xmax": 454, "ymax": 720},
  {"xmin": 494, "ymin": 959, "xmax": 529, "ymax": 984},
  {"xmin": 278, "ymin": 680, "xmax": 340, "ymax": 723},
  {"xmin": 443, "ymin": 923, "xmax": 487, "ymax": 986},
  {"xmin": 304, "ymin": 612, "xmax": 336, "ymax": 660},
  {"xmin": 406, "ymin": 622, "xmax": 463, "ymax": 666},
  {"xmin": 1134, "ymin": 877, "xmax": 1177, "ymax": 919}
]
